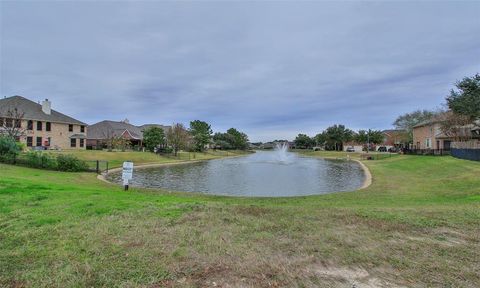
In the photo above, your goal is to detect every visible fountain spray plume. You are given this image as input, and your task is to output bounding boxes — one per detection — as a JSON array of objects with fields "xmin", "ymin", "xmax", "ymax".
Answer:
[{"xmin": 274, "ymin": 142, "xmax": 294, "ymax": 163}]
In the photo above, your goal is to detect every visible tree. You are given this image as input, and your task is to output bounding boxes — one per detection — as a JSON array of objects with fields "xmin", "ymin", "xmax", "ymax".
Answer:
[
  {"xmin": 0, "ymin": 107, "xmax": 26, "ymax": 139},
  {"xmin": 354, "ymin": 129, "xmax": 384, "ymax": 144},
  {"xmin": 143, "ymin": 127, "xmax": 166, "ymax": 152},
  {"xmin": 226, "ymin": 128, "xmax": 249, "ymax": 150},
  {"xmin": 0, "ymin": 135, "xmax": 21, "ymax": 163},
  {"xmin": 314, "ymin": 132, "xmax": 327, "ymax": 148},
  {"xmin": 439, "ymin": 112, "xmax": 473, "ymax": 141},
  {"xmin": 323, "ymin": 124, "xmax": 354, "ymax": 151},
  {"xmin": 166, "ymin": 123, "xmax": 190, "ymax": 156},
  {"xmin": 446, "ymin": 74, "xmax": 480, "ymax": 121},
  {"xmin": 393, "ymin": 110, "xmax": 437, "ymax": 142},
  {"xmin": 212, "ymin": 128, "xmax": 249, "ymax": 150},
  {"xmin": 294, "ymin": 134, "xmax": 314, "ymax": 149},
  {"xmin": 189, "ymin": 120, "xmax": 212, "ymax": 152}
]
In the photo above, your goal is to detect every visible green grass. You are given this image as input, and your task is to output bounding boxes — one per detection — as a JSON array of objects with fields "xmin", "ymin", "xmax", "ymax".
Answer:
[
  {"xmin": 40, "ymin": 149, "xmax": 249, "ymax": 169},
  {"xmin": 1, "ymin": 154, "xmax": 479, "ymax": 287}
]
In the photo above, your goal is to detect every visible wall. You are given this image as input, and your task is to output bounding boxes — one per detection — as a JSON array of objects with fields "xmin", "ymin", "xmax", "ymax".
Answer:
[
  {"xmin": 18, "ymin": 120, "xmax": 87, "ymax": 150},
  {"xmin": 451, "ymin": 148, "xmax": 480, "ymax": 161}
]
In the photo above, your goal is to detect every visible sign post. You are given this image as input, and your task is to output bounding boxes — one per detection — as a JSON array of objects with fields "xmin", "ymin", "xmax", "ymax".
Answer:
[{"xmin": 122, "ymin": 161, "xmax": 133, "ymax": 191}]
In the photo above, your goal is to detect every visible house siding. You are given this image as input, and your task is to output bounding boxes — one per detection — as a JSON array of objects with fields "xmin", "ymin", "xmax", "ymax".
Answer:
[
  {"xmin": 413, "ymin": 123, "xmax": 449, "ymax": 150},
  {"xmin": 18, "ymin": 120, "xmax": 87, "ymax": 150}
]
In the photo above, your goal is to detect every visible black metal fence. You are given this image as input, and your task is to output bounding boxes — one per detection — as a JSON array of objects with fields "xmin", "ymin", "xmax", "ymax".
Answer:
[
  {"xmin": 360, "ymin": 153, "xmax": 397, "ymax": 160},
  {"xmin": 451, "ymin": 148, "xmax": 480, "ymax": 161},
  {"xmin": 2, "ymin": 154, "xmax": 109, "ymax": 174}
]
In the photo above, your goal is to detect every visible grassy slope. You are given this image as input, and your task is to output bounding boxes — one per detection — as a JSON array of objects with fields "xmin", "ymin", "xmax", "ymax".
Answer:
[
  {"xmin": 0, "ymin": 155, "xmax": 479, "ymax": 287},
  {"xmin": 45, "ymin": 149, "xmax": 249, "ymax": 169}
]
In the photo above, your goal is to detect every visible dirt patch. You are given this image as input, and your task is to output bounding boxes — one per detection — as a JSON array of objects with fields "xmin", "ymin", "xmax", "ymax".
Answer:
[
  {"xmin": 307, "ymin": 264, "xmax": 407, "ymax": 288},
  {"xmin": 233, "ymin": 205, "xmax": 274, "ymax": 217}
]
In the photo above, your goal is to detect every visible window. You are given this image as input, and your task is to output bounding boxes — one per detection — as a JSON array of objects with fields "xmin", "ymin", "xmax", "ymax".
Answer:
[
  {"xmin": 36, "ymin": 137, "xmax": 42, "ymax": 147},
  {"xmin": 425, "ymin": 138, "xmax": 431, "ymax": 149},
  {"xmin": 5, "ymin": 118, "xmax": 13, "ymax": 127},
  {"xmin": 46, "ymin": 122, "xmax": 51, "ymax": 131},
  {"xmin": 27, "ymin": 120, "xmax": 33, "ymax": 130},
  {"xmin": 70, "ymin": 138, "xmax": 76, "ymax": 148},
  {"xmin": 46, "ymin": 137, "xmax": 51, "ymax": 147},
  {"xmin": 0, "ymin": 118, "xmax": 3, "ymax": 126},
  {"xmin": 37, "ymin": 121, "xmax": 42, "ymax": 131},
  {"xmin": 69, "ymin": 124, "xmax": 73, "ymax": 132},
  {"xmin": 80, "ymin": 139, "xmax": 84, "ymax": 147},
  {"xmin": 14, "ymin": 119, "xmax": 21, "ymax": 128},
  {"xmin": 80, "ymin": 125, "xmax": 85, "ymax": 133},
  {"xmin": 27, "ymin": 137, "xmax": 33, "ymax": 147}
]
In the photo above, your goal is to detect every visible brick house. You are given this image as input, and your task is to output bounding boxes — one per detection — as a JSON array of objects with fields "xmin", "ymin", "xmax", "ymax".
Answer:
[
  {"xmin": 382, "ymin": 129, "xmax": 409, "ymax": 148},
  {"xmin": 413, "ymin": 118, "xmax": 452, "ymax": 150},
  {"xmin": 86, "ymin": 120, "xmax": 170, "ymax": 149},
  {"xmin": 0, "ymin": 95, "xmax": 87, "ymax": 150}
]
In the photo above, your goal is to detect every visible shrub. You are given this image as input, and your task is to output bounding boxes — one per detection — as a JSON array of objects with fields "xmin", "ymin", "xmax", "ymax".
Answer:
[
  {"xmin": 56, "ymin": 154, "xmax": 89, "ymax": 172},
  {"xmin": 0, "ymin": 136, "xmax": 21, "ymax": 164},
  {"xmin": 25, "ymin": 151, "xmax": 57, "ymax": 169}
]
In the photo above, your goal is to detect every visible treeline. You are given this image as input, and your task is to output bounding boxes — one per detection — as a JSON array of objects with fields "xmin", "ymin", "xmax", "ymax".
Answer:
[
  {"xmin": 143, "ymin": 120, "xmax": 249, "ymax": 155},
  {"xmin": 294, "ymin": 125, "xmax": 386, "ymax": 150}
]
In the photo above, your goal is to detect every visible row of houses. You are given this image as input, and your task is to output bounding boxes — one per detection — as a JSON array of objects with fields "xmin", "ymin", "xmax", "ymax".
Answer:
[
  {"xmin": 0, "ymin": 96, "xmax": 170, "ymax": 150},
  {"xmin": 1, "ymin": 95, "xmax": 479, "ymax": 152}
]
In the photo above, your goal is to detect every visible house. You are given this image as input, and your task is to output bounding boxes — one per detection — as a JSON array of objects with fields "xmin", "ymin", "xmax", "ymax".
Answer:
[
  {"xmin": 86, "ymin": 120, "xmax": 170, "ymax": 149},
  {"xmin": 382, "ymin": 129, "xmax": 409, "ymax": 148},
  {"xmin": 0, "ymin": 95, "xmax": 87, "ymax": 150},
  {"xmin": 413, "ymin": 118, "xmax": 451, "ymax": 150}
]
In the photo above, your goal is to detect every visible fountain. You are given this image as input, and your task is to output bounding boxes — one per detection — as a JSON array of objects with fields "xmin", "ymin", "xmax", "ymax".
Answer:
[
  {"xmin": 274, "ymin": 142, "xmax": 295, "ymax": 163},
  {"xmin": 107, "ymin": 143, "xmax": 366, "ymax": 197}
]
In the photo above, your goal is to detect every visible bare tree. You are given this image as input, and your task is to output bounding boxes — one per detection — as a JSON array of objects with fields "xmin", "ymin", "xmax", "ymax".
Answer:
[
  {"xmin": 439, "ymin": 112, "xmax": 473, "ymax": 141},
  {"xmin": 0, "ymin": 108, "xmax": 26, "ymax": 139},
  {"xmin": 166, "ymin": 123, "xmax": 190, "ymax": 156}
]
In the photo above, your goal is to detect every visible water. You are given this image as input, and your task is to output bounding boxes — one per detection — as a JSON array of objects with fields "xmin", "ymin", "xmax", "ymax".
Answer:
[{"xmin": 108, "ymin": 149, "xmax": 366, "ymax": 197}]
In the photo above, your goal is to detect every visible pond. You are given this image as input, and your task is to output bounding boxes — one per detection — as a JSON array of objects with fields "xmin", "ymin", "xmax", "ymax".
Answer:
[{"xmin": 107, "ymin": 149, "xmax": 366, "ymax": 197}]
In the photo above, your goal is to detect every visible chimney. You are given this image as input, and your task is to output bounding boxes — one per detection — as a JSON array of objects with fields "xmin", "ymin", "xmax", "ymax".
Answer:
[{"xmin": 42, "ymin": 99, "xmax": 51, "ymax": 115}]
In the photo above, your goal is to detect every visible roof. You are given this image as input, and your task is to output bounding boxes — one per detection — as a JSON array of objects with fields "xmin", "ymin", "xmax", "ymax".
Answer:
[
  {"xmin": 87, "ymin": 121, "xmax": 170, "ymax": 140},
  {"xmin": 87, "ymin": 120, "xmax": 144, "ymax": 140},
  {"xmin": 138, "ymin": 124, "xmax": 171, "ymax": 132},
  {"xmin": 412, "ymin": 112, "xmax": 451, "ymax": 128},
  {"xmin": 0, "ymin": 95, "xmax": 86, "ymax": 125},
  {"xmin": 382, "ymin": 129, "xmax": 407, "ymax": 134}
]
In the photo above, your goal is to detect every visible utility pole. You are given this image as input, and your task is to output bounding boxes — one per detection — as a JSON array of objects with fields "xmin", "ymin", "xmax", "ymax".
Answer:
[{"xmin": 367, "ymin": 132, "xmax": 370, "ymax": 154}]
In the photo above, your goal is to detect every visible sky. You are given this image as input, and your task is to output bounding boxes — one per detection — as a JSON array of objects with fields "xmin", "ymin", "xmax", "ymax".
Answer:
[{"xmin": 1, "ymin": 1, "xmax": 479, "ymax": 142}]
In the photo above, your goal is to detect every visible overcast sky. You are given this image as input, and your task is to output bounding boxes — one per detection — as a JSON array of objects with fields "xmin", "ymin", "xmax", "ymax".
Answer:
[{"xmin": 1, "ymin": 1, "xmax": 479, "ymax": 142}]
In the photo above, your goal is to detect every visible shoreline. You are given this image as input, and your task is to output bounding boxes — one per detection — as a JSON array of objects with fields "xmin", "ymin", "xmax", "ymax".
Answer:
[
  {"xmin": 97, "ymin": 153, "xmax": 250, "ymax": 184},
  {"xmin": 98, "ymin": 151, "xmax": 372, "ymax": 193}
]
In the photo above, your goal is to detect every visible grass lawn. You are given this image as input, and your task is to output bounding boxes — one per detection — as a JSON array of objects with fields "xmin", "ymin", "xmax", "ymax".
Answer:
[
  {"xmin": 0, "ymin": 154, "xmax": 479, "ymax": 287},
  {"xmin": 45, "ymin": 149, "xmax": 249, "ymax": 169}
]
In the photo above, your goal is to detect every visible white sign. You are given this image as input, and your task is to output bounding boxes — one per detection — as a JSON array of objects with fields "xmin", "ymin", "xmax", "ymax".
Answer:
[{"xmin": 122, "ymin": 161, "xmax": 133, "ymax": 180}]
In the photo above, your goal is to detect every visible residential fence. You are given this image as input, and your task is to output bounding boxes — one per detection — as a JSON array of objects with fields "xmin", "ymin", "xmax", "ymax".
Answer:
[
  {"xmin": 403, "ymin": 149, "xmax": 451, "ymax": 156},
  {"xmin": 451, "ymin": 141, "xmax": 480, "ymax": 161},
  {"xmin": 360, "ymin": 153, "xmax": 397, "ymax": 160},
  {"xmin": 4, "ymin": 153, "xmax": 109, "ymax": 173}
]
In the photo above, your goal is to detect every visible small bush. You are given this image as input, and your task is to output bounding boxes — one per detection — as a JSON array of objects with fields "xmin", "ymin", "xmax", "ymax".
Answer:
[
  {"xmin": 0, "ymin": 136, "xmax": 21, "ymax": 164},
  {"xmin": 156, "ymin": 147, "xmax": 173, "ymax": 154},
  {"xmin": 25, "ymin": 151, "xmax": 57, "ymax": 169},
  {"xmin": 56, "ymin": 154, "xmax": 88, "ymax": 172}
]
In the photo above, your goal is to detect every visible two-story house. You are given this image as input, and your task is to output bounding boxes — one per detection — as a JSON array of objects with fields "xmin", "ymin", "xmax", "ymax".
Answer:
[{"xmin": 0, "ymin": 95, "xmax": 87, "ymax": 150}]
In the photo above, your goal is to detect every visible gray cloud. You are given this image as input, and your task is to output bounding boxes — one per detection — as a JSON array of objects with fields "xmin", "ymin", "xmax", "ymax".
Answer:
[{"xmin": 1, "ymin": 1, "xmax": 479, "ymax": 141}]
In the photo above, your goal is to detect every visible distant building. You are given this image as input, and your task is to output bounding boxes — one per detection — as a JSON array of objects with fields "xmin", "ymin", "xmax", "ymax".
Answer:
[
  {"xmin": 86, "ymin": 120, "xmax": 170, "ymax": 149},
  {"xmin": 412, "ymin": 114, "xmax": 479, "ymax": 150},
  {"xmin": 382, "ymin": 129, "xmax": 409, "ymax": 147},
  {"xmin": 0, "ymin": 95, "xmax": 87, "ymax": 150}
]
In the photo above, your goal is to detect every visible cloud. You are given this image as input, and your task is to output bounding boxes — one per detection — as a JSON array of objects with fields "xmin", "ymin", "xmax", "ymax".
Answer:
[{"xmin": 1, "ymin": 1, "xmax": 479, "ymax": 141}]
